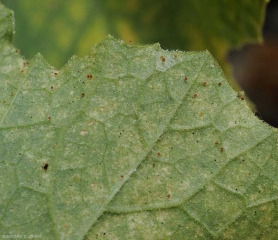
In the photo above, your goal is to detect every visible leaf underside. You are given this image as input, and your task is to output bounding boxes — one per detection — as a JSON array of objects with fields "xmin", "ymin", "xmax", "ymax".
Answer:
[{"xmin": 0, "ymin": 3, "xmax": 278, "ymax": 240}]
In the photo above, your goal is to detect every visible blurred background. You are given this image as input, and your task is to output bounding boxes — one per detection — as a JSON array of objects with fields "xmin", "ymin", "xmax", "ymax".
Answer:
[
  {"xmin": 1, "ymin": 0, "xmax": 277, "ymax": 127},
  {"xmin": 228, "ymin": 0, "xmax": 278, "ymax": 127}
]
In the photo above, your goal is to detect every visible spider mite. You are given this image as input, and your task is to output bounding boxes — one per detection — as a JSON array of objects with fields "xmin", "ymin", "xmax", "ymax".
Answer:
[
  {"xmin": 160, "ymin": 56, "xmax": 166, "ymax": 62},
  {"xmin": 42, "ymin": 163, "xmax": 49, "ymax": 171}
]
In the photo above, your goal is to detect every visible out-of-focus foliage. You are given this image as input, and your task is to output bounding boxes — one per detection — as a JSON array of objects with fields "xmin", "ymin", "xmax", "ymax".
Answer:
[{"xmin": 1, "ymin": 0, "xmax": 267, "ymax": 71}]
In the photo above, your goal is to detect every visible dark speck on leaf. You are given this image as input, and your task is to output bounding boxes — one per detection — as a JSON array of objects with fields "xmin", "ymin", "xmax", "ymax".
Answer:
[{"xmin": 42, "ymin": 163, "xmax": 49, "ymax": 171}]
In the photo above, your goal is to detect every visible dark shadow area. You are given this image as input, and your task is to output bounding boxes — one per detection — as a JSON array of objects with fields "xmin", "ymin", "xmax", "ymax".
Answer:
[{"xmin": 228, "ymin": 0, "xmax": 278, "ymax": 127}]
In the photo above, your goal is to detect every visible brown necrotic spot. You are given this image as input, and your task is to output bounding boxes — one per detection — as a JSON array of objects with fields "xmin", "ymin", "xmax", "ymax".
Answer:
[
  {"xmin": 81, "ymin": 92, "xmax": 85, "ymax": 97},
  {"xmin": 193, "ymin": 93, "xmax": 198, "ymax": 98},
  {"xmin": 87, "ymin": 74, "xmax": 93, "ymax": 79},
  {"xmin": 237, "ymin": 92, "xmax": 245, "ymax": 100},
  {"xmin": 218, "ymin": 82, "xmax": 222, "ymax": 86},
  {"xmin": 203, "ymin": 82, "xmax": 207, "ymax": 86},
  {"xmin": 184, "ymin": 77, "xmax": 188, "ymax": 82}
]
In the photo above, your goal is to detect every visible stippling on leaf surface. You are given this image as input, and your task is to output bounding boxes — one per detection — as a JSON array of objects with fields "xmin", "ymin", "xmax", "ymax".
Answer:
[{"xmin": 0, "ymin": 3, "xmax": 278, "ymax": 240}]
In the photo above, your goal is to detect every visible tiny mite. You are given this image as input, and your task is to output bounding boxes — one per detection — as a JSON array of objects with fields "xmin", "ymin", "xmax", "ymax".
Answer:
[{"xmin": 42, "ymin": 163, "xmax": 49, "ymax": 171}]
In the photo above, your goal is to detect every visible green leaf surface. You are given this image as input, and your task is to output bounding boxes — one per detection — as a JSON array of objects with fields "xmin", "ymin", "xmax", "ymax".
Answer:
[
  {"xmin": 0, "ymin": 0, "xmax": 268, "ymax": 72},
  {"xmin": 1, "ymin": 3, "xmax": 278, "ymax": 240}
]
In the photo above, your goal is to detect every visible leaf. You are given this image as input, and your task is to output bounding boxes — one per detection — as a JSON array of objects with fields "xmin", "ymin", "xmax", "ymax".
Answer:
[
  {"xmin": 1, "ymin": 3, "xmax": 278, "ymax": 240},
  {"xmin": 1, "ymin": 0, "xmax": 267, "ymax": 71}
]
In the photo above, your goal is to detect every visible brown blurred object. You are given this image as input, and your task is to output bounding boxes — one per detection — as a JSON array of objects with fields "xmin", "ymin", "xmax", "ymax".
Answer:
[{"xmin": 228, "ymin": 0, "xmax": 278, "ymax": 127}]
